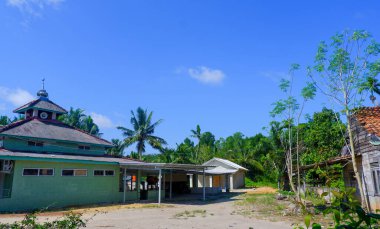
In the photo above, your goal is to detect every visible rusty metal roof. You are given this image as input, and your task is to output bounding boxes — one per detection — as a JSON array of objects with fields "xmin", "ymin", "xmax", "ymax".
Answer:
[
  {"xmin": 13, "ymin": 98, "xmax": 67, "ymax": 114},
  {"xmin": 0, "ymin": 117, "xmax": 113, "ymax": 147}
]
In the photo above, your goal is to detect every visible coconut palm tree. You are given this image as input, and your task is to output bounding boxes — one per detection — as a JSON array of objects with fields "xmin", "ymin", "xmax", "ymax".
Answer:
[
  {"xmin": 117, "ymin": 107, "xmax": 167, "ymax": 160},
  {"xmin": 107, "ymin": 139, "xmax": 125, "ymax": 157},
  {"xmin": 0, "ymin": 116, "xmax": 11, "ymax": 126},
  {"xmin": 59, "ymin": 107, "xmax": 101, "ymax": 136},
  {"xmin": 359, "ymin": 76, "xmax": 380, "ymax": 105},
  {"xmin": 190, "ymin": 125, "xmax": 202, "ymax": 162},
  {"xmin": 59, "ymin": 107, "xmax": 86, "ymax": 127}
]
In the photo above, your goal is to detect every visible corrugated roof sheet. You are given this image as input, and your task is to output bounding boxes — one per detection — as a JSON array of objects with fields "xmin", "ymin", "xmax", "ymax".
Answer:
[
  {"xmin": 14, "ymin": 98, "xmax": 67, "ymax": 114},
  {"xmin": 0, "ymin": 117, "xmax": 113, "ymax": 146},
  {"xmin": 205, "ymin": 166, "xmax": 238, "ymax": 174},
  {"xmin": 203, "ymin": 157, "xmax": 248, "ymax": 171},
  {"xmin": 0, "ymin": 149, "xmax": 142, "ymax": 164},
  {"xmin": 0, "ymin": 149, "xmax": 212, "ymax": 171}
]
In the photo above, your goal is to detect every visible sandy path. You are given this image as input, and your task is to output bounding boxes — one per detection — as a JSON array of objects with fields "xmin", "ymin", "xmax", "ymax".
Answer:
[
  {"xmin": 84, "ymin": 200, "xmax": 292, "ymax": 229},
  {"xmin": 0, "ymin": 192, "xmax": 293, "ymax": 229}
]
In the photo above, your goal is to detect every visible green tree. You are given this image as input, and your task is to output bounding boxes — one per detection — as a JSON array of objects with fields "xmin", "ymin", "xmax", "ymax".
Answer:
[
  {"xmin": 107, "ymin": 139, "xmax": 125, "ymax": 157},
  {"xmin": 59, "ymin": 107, "xmax": 101, "ymax": 136},
  {"xmin": 270, "ymin": 64, "xmax": 315, "ymax": 200},
  {"xmin": 81, "ymin": 116, "xmax": 101, "ymax": 136},
  {"xmin": 117, "ymin": 107, "xmax": 167, "ymax": 160},
  {"xmin": 59, "ymin": 107, "xmax": 85, "ymax": 128},
  {"xmin": 308, "ymin": 30, "xmax": 380, "ymax": 209},
  {"xmin": 190, "ymin": 125, "xmax": 202, "ymax": 162},
  {"xmin": 0, "ymin": 116, "xmax": 11, "ymax": 126},
  {"xmin": 359, "ymin": 76, "xmax": 380, "ymax": 105}
]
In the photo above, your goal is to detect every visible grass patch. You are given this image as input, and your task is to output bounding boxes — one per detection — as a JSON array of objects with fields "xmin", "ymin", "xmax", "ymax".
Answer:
[
  {"xmin": 245, "ymin": 177, "xmax": 277, "ymax": 188},
  {"xmin": 174, "ymin": 209, "xmax": 207, "ymax": 218}
]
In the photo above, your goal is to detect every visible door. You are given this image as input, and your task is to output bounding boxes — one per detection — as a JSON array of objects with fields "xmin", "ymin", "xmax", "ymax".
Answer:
[{"xmin": 212, "ymin": 175, "xmax": 220, "ymax": 187}]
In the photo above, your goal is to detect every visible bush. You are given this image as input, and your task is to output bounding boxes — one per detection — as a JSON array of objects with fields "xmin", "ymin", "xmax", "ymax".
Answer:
[
  {"xmin": 245, "ymin": 177, "xmax": 277, "ymax": 188},
  {"xmin": 0, "ymin": 212, "xmax": 87, "ymax": 229}
]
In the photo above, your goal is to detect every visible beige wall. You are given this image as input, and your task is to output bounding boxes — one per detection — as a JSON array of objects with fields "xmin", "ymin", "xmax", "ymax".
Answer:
[{"xmin": 233, "ymin": 170, "xmax": 245, "ymax": 189}]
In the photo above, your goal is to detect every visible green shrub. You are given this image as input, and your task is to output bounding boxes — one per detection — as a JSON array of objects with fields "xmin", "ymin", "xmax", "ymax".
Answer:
[{"xmin": 0, "ymin": 212, "xmax": 86, "ymax": 229}]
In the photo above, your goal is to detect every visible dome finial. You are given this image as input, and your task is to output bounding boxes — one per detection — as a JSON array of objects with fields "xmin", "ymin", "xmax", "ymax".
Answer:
[{"xmin": 37, "ymin": 78, "xmax": 49, "ymax": 98}]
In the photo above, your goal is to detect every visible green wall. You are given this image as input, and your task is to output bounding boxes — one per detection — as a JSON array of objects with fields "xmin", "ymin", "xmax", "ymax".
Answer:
[
  {"xmin": 3, "ymin": 137, "xmax": 106, "ymax": 156},
  {"xmin": 0, "ymin": 160, "xmax": 139, "ymax": 212}
]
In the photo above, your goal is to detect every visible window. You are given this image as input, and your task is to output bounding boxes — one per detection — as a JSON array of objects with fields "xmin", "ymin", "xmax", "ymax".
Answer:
[
  {"xmin": 62, "ymin": 169, "xmax": 87, "ymax": 176},
  {"xmin": 23, "ymin": 168, "xmax": 54, "ymax": 176},
  {"xmin": 28, "ymin": 141, "xmax": 44, "ymax": 147},
  {"xmin": 371, "ymin": 162, "xmax": 380, "ymax": 195},
  {"xmin": 94, "ymin": 170, "xmax": 104, "ymax": 176},
  {"xmin": 105, "ymin": 170, "xmax": 114, "ymax": 176},
  {"xmin": 78, "ymin": 146, "xmax": 90, "ymax": 150},
  {"xmin": 94, "ymin": 169, "xmax": 114, "ymax": 176}
]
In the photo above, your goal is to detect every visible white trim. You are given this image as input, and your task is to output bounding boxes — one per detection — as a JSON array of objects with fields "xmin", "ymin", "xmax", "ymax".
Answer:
[
  {"xmin": 22, "ymin": 168, "xmax": 55, "ymax": 176},
  {"xmin": 93, "ymin": 169, "xmax": 115, "ymax": 177},
  {"xmin": 61, "ymin": 169, "xmax": 88, "ymax": 177}
]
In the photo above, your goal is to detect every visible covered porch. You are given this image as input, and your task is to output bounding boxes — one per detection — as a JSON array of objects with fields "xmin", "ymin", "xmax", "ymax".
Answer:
[{"xmin": 119, "ymin": 162, "xmax": 213, "ymax": 204}]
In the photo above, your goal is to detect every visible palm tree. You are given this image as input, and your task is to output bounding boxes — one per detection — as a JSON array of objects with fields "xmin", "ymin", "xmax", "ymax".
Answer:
[
  {"xmin": 107, "ymin": 139, "xmax": 125, "ymax": 157},
  {"xmin": 0, "ymin": 116, "xmax": 11, "ymax": 126},
  {"xmin": 359, "ymin": 76, "xmax": 380, "ymax": 105},
  {"xmin": 190, "ymin": 125, "xmax": 202, "ymax": 163},
  {"xmin": 81, "ymin": 116, "xmax": 101, "ymax": 136},
  {"xmin": 59, "ymin": 107, "xmax": 101, "ymax": 136},
  {"xmin": 59, "ymin": 107, "xmax": 86, "ymax": 127},
  {"xmin": 117, "ymin": 107, "xmax": 167, "ymax": 160}
]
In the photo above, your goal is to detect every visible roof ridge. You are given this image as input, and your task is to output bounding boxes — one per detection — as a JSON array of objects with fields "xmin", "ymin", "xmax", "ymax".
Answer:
[
  {"xmin": 39, "ymin": 119, "xmax": 113, "ymax": 145},
  {"xmin": 13, "ymin": 98, "xmax": 67, "ymax": 114},
  {"xmin": 13, "ymin": 99, "xmax": 39, "ymax": 113},
  {"xmin": 0, "ymin": 117, "xmax": 113, "ymax": 147},
  {"xmin": 0, "ymin": 117, "xmax": 34, "ymax": 133}
]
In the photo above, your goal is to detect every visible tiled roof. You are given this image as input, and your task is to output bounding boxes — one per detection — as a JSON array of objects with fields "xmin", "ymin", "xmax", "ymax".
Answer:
[
  {"xmin": 14, "ymin": 98, "xmax": 67, "ymax": 114},
  {"xmin": 354, "ymin": 107, "xmax": 380, "ymax": 136},
  {"xmin": 0, "ymin": 117, "xmax": 113, "ymax": 147}
]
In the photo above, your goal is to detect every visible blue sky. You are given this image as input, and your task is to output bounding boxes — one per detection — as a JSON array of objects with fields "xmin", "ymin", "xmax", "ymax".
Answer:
[{"xmin": 0, "ymin": 0, "xmax": 379, "ymax": 154}]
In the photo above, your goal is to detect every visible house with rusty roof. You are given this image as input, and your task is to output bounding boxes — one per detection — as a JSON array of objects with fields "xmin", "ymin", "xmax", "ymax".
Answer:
[
  {"xmin": 0, "ymin": 86, "xmax": 211, "ymax": 212},
  {"xmin": 301, "ymin": 107, "xmax": 380, "ymax": 211}
]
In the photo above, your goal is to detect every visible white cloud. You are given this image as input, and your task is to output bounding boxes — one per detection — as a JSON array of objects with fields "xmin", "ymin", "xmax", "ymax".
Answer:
[
  {"xmin": 6, "ymin": 0, "xmax": 64, "ymax": 17},
  {"xmin": 259, "ymin": 71, "xmax": 289, "ymax": 83},
  {"xmin": 187, "ymin": 66, "xmax": 225, "ymax": 85},
  {"xmin": 0, "ymin": 87, "xmax": 35, "ymax": 107},
  {"xmin": 91, "ymin": 112, "xmax": 114, "ymax": 129}
]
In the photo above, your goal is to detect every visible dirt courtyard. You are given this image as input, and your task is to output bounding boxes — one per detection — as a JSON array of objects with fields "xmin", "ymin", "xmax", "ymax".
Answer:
[{"xmin": 0, "ymin": 189, "xmax": 294, "ymax": 229}]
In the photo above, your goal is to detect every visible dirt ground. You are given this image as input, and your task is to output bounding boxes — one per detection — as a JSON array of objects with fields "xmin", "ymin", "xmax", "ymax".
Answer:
[{"xmin": 0, "ymin": 189, "xmax": 295, "ymax": 229}]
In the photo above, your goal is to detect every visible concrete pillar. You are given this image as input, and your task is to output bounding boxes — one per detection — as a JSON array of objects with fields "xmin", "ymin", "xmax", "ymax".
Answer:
[
  {"xmin": 123, "ymin": 168, "xmax": 126, "ymax": 203},
  {"xmin": 189, "ymin": 174, "xmax": 194, "ymax": 188},
  {"xmin": 209, "ymin": 176, "xmax": 213, "ymax": 188},
  {"xmin": 169, "ymin": 170, "xmax": 173, "ymax": 199},
  {"xmin": 137, "ymin": 170, "xmax": 141, "ymax": 200},
  {"xmin": 229, "ymin": 174, "xmax": 234, "ymax": 191},
  {"xmin": 203, "ymin": 169, "xmax": 206, "ymax": 201},
  {"xmin": 163, "ymin": 173, "xmax": 166, "ymax": 198},
  {"xmin": 158, "ymin": 169, "xmax": 162, "ymax": 204}
]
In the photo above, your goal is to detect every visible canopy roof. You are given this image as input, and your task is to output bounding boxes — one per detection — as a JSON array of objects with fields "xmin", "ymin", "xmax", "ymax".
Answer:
[
  {"xmin": 0, "ymin": 149, "xmax": 139, "ymax": 164},
  {"xmin": 203, "ymin": 157, "xmax": 248, "ymax": 171},
  {"xmin": 0, "ymin": 149, "xmax": 213, "ymax": 171},
  {"xmin": 13, "ymin": 98, "xmax": 67, "ymax": 114},
  {"xmin": 204, "ymin": 166, "xmax": 238, "ymax": 175},
  {"xmin": 0, "ymin": 117, "xmax": 113, "ymax": 147}
]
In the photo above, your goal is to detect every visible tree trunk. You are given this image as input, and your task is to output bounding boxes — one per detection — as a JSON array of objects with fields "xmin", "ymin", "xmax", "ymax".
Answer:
[{"xmin": 346, "ymin": 113, "xmax": 370, "ymax": 210}]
